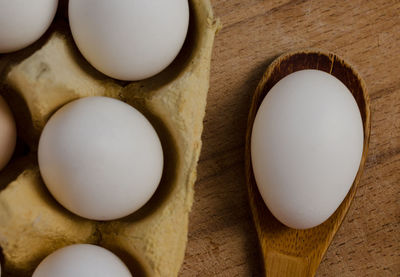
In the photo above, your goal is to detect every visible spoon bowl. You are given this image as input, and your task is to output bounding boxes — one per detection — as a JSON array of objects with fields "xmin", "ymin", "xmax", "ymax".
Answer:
[{"xmin": 244, "ymin": 49, "xmax": 371, "ymax": 277}]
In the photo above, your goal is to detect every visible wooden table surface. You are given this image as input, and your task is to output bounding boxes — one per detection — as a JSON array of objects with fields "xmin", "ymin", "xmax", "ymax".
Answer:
[{"xmin": 180, "ymin": 1, "xmax": 400, "ymax": 276}]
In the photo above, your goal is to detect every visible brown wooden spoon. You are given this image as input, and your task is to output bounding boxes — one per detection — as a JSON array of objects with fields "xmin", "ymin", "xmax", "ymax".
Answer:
[{"xmin": 244, "ymin": 50, "xmax": 371, "ymax": 277}]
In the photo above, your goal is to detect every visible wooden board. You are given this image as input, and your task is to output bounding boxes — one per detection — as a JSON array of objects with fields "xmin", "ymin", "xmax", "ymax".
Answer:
[{"xmin": 180, "ymin": 0, "xmax": 400, "ymax": 276}]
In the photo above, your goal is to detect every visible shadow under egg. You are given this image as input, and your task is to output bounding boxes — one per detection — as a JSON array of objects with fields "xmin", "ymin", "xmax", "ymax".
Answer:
[
  {"xmin": 99, "ymin": 244, "xmax": 153, "ymax": 277},
  {"xmin": 0, "ymin": 88, "xmax": 34, "ymax": 191}
]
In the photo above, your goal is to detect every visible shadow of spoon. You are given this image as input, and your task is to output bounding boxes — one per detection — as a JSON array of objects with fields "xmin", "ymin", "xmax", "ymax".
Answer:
[{"xmin": 244, "ymin": 49, "xmax": 371, "ymax": 277}]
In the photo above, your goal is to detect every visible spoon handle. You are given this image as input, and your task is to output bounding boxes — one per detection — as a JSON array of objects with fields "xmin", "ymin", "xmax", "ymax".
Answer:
[{"xmin": 264, "ymin": 250, "xmax": 316, "ymax": 277}]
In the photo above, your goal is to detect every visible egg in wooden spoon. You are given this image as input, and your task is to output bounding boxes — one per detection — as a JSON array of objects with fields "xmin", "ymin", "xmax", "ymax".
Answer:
[{"xmin": 245, "ymin": 50, "xmax": 370, "ymax": 276}]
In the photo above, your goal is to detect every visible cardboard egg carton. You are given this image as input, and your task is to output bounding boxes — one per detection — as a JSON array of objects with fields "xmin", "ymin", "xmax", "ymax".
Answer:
[{"xmin": 0, "ymin": 0, "xmax": 220, "ymax": 276}]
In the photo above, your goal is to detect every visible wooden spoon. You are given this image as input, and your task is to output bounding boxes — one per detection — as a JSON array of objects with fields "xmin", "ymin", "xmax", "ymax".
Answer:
[{"xmin": 244, "ymin": 49, "xmax": 371, "ymax": 277}]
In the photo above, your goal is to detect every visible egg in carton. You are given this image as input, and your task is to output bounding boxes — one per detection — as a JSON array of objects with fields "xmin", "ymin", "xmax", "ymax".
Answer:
[{"xmin": 0, "ymin": 0, "xmax": 220, "ymax": 276}]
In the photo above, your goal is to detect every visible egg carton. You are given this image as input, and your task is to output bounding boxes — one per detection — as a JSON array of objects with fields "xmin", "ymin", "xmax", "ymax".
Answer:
[{"xmin": 0, "ymin": 0, "xmax": 220, "ymax": 276}]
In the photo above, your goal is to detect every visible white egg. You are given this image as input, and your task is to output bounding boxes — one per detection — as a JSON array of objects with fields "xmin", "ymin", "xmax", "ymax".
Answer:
[
  {"xmin": 32, "ymin": 244, "xmax": 132, "ymax": 277},
  {"xmin": 0, "ymin": 0, "xmax": 58, "ymax": 53},
  {"xmin": 68, "ymin": 0, "xmax": 189, "ymax": 81},
  {"xmin": 251, "ymin": 70, "xmax": 364, "ymax": 229},
  {"xmin": 38, "ymin": 96, "xmax": 163, "ymax": 221}
]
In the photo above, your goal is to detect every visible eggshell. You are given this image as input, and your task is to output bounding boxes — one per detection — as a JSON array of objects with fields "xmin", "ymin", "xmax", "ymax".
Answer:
[
  {"xmin": 32, "ymin": 244, "xmax": 132, "ymax": 277},
  {"xmin": 69, "ymin": 0, "xmax": 189, "ymax": 81},
  {"xmin": 0, "ymin": 95, "xmax": 16, "ymax": 170},
  {"xmin": 0, "ymin": 0, "xmax": 58, "ymax": 53},
  {"xmin": 251, "ymin": 69, "xmax": 364, "ymax": 229},
  {"xmin": 38, "ymin": 96, "xmax": 163, "ymax": 221}
]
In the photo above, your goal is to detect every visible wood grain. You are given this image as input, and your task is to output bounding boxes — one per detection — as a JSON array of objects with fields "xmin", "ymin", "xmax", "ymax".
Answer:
[
  {"xmin": 180, "ymin": 0, "xmax": 400, "ymax": 276},
  {"xmin": 244, "ymin": 50, "xmax": 371, "ymax": 277}
]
